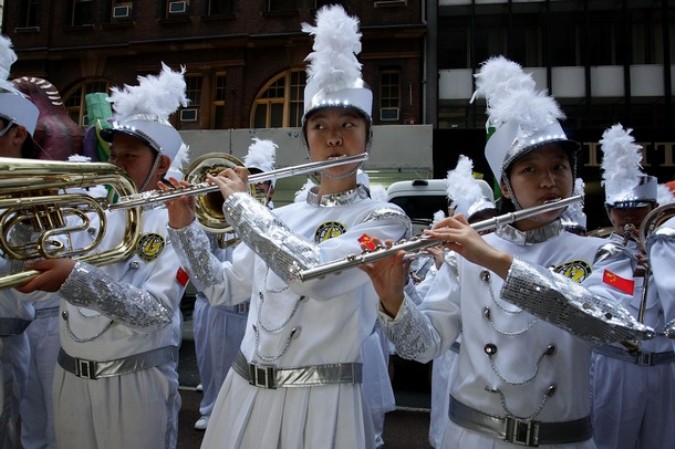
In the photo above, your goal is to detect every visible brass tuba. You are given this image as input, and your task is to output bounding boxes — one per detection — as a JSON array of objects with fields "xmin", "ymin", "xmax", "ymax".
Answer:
[{"xmin": 0, "ymin": 157, "xmax": 141, "ymax": 289}]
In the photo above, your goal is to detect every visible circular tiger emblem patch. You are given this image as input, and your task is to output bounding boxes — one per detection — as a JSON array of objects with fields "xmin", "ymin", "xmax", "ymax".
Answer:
[
  {"xmin": 136, "ymin": 233, "xmax": 165, "ymax": 262},
  {"xmin": 314, "ymin": 221, "xmax": 347, "ymax": 243},
  {"xmin": 552, "ymin": 260, "xmax": 592, "ymax": 283}
]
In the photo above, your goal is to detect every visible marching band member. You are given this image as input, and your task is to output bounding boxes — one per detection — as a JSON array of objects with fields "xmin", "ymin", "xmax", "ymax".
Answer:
[
  {"xmin": 192, "ymin": 137, "xmax": 277, "ymax": 431},
  {"xmin": 164, "ymin": 5, "xmax": 410, "ymax": 448},
  {"xmin": 16, "ymin": 64, "xmax": 189, "ymax": 449},
  {"xmin": 11, "ymin": 75, "xmax": 83, "ymax": 449},
  {"xmin": 0, "ymin": 34, "xmax": 41, "ymax": 449},
  {"xmin": 360, "ymin": 56, "xmax": 636, "ymax": 448},
  {"xmin": 427, "ymin": 155, "xmax": 496, "ymax": 448},
  {"xmin": 588, "ymin": 124, "xmax": 675, "ymax": 449}
]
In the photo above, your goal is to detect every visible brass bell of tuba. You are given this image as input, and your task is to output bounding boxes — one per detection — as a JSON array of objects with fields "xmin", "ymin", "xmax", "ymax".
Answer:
[{"xmin": 0, "ymin": 157, "xmax": 141, "ymax": 289}]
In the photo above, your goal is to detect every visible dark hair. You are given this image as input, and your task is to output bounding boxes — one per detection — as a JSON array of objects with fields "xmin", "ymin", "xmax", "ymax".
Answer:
[{"xmin": 21, "ymin": 135, "xmax": 39, "ymax": 159}]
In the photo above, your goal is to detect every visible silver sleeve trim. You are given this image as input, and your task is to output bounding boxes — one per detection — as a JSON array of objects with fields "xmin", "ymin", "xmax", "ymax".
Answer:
[
  {"xmin": 380, "ymin": 296, "xmax": 439, "ymax": 360},
  {"xmin": 59, "ymin": 261, "xmax": 172, "ymax": 330},
  {"xmin": 223, "ymin": 193, "xmax": 320, "ymax": 281},
  {"xmin": 501, "ymin": 258, "xmax": 654, "ymax": 345},
  {"xmin": 168, "ymin": 220, "xmax": 224, "ymax": 291},
  {"xmin": 361, "ymin": 207, "xmax": 413, "ymax": 239}
]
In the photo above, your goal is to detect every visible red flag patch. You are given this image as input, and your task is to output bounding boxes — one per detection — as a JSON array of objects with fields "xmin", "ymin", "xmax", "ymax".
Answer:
[
  {"xmin": 602, "ymin": 269, "xmax": 634, "ymax": 295},
  {"xmin": 358, "ymin": 234, "xmax": 377, "ymax": 252},
  {"xmin": 176, "ymin": 267, "xmax": 190, "ymax": 287}
]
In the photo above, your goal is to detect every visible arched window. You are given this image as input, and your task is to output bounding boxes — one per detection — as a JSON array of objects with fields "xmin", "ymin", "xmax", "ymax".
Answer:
[
  {"xmin": 63, "ymin": 79, "xmax": 112, "ymax": 126},
  {"xmin": 251, "ymin": 69, "xmax": 305, "ymax": 128}
]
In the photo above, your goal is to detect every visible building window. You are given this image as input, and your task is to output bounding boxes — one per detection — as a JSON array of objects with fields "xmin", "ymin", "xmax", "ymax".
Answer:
[
  {"xmin": 379, "ymin": 71, "xmax": 401, "ymax": 122},
  {"xmin": 252, "ymin": 69, "xmax": 305, "ymax": 128},
  {"xmin": 211, "ymin": 73, "xmax": 227, "ymax": 129},
  {"xmin": 166, "ymin": 0, "xmax": 190, "ymax": 17},
  {"xmin": 72, "ymin": 0, "xmax": 95, "ymax": 26},
  {"xmin": 207, "ymin": 0, "xmax": 234, "ymax": 16},
  {"xmin": 548, "ymin": 15, "xmax": 578, "ymax": 66},
  {"xmin": 185, "ymin": 75, "xmax": 203, "ymax": 108},
  {"xmin": 439, "ymin": 25, "xmax": 469, "ymax": 69},
  {"xmin": 267, "ymin": 0, "xmax": 297, "ymax": 13},
  {"xmin": 18, "ymin": 0, "xmax": 40, "ymax": 28},
  {"xmin": 314, "ymin": 0, "xmax": 343, "ymax": 9},
  {"xmin": 63, "ymin": 80, "xmax": 111, "ymax": 126},
  {"xmin": 111, "ymin": 1, "xmax": 134, "ymax": 21}
]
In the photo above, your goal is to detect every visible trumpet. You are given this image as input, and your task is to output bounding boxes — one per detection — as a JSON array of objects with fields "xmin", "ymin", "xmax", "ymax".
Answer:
[
  {"xmin": 110, "ymin": 153, "xmax": 369, "ymax": 211},
  {"xmin": 292, "ymin": 195, "xmax": 583, "ymax": 283}
]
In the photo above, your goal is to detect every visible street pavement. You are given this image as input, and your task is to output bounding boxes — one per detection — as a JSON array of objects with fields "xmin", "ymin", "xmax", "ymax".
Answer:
[{"xmin": 176, "ymin": 337, "xmax": 434, "ymax": 449}]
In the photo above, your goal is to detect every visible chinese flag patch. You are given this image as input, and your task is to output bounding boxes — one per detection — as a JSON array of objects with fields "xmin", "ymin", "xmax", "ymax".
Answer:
[
  {"xmin": 602, "ymin": 269, "xmax": 634, "ymax": 295},
  {"xmin": 358, "ymin": 234, "xmax": 377, "ymax": 252},
  {"xmin": 176, "ymin": 267, "xmax": 190, "ymax": 287}
]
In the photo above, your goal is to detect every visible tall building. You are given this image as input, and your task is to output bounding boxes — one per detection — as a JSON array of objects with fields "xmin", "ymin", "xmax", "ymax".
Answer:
[
  {"xmin": 4, "ymin": 1, "xmax": 426, "ymax": 131},
  {"xmin": 431, "ymin": 0, "xmax": 674, "ymax": 229}
]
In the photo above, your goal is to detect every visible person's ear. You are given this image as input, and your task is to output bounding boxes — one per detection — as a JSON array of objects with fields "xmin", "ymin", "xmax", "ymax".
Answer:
[
  {"xmin": 12, "ymin": 126, "xmax": 28, "ymax": 146},
  {"xmin": 499, "ymin": 178, "xmax": 511, "ymax": 199},
  {"xmin": 157, "ymin": 154, "xmax": 171, "ymax": 177}
]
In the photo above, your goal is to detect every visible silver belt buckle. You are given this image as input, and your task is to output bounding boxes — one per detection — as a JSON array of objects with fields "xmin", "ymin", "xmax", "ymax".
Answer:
[
  {"xmin": 77, "ymin": 358, "xmax": 96, "ymax": 379},
  {"xmin": 636, "ymin": 352, "xmax": 654, "ymax": 366},
  {"xmin": 248, "ymin": 364, "xmax": 276, "ymax": 389},
  {"xmin": 505, "ymin": 416, "xmax": 540, "ymax": 447},
  {"xmin": 236, "ymin": 303, "xmax": 249, "ymax": 314}
]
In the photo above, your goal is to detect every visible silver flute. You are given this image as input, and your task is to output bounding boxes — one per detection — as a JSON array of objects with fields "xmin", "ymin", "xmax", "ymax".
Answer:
[
  {"xmin": 293, "ymin": 195, "xmax": 583, "ymax": 282},
  {"xmin": 110, "ymin": 153, "xmax": 368, "ymax": 210}
]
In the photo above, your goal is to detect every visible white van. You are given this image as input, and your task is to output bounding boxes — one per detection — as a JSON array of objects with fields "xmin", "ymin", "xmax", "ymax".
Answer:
[{"xmin": 387, "ymin": 179, "xmax": 449, "ymax": 235}]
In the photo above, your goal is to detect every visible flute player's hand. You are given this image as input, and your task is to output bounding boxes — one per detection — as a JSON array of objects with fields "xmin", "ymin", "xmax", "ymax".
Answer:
[{"xmin": 359, "ymin": 238, "xmax": 408, "ymax": 317}]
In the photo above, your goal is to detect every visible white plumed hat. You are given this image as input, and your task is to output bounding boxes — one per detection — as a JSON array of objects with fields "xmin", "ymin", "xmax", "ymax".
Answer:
[
  {"xmin": 102, "ymin": 62, "xmax": 188, "ymax": 163},
  {"xmin": 600, "ymin": 124, "xmax": 657, "ymax": 208},
  {"xmin": 472, "ymin": 56, "xmax": 579, "ymax": 182},
  {"xmin": 301, "ymin": 5, "xmax": 372, "ymax": 124},
  {"xmin": 560, "ymin": 178, "xmax": 588, "ymax": 232},
  {"xmin": 243, "ymin": 137, "xmax": 277, "ymax": 174},
  {"xmin": 445, "ymin": 155, "xmax": 495, "ymax": 220},
  {"xmin": 0, "ymin": 35, "xmax": 39, "ymax": 136}
]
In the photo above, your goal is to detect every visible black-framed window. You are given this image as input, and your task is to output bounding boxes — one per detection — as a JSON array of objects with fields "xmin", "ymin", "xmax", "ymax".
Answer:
[
  {"xmin": 18, "ymin": 0, "xmax": 40, "ymax": 28},
  {"xmin": 72, "ymin": 0, "xmax": 95, "ymax": 26},
  {"xmin": 267, "ymin": 0, "xmax": 297, "ymax": 13},
  {"xmin": 207, "ymin": 0, "xmax": 234, "ymax": 16}
]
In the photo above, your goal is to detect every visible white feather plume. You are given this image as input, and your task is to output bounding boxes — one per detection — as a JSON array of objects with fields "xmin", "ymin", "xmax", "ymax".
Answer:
[
  {"xmin": 294, "ymin": 179, "xmax": 316, "ymax": 203},
  {"xmin": 470, "ymin": 56, "xmax": 535, "ymax": 105},
  {"xmin": 600, "ymin": 124, "xmax": 644, "ymax": 199},
  {"xmin": 107, "ymin": 62, "xmax": 189, "ymax": 122},
  {"xmin": 167, "ymin": 143, "xmax": 190, "ymax": 180},
  {"xmin": 370, "ymin": 185, "xmax": 387, "ymax": 202},
  {"xmin": 302, "ymin": 5, "xmax": 362, "ymax": 94},
  {"xmin": 432, "ymin": 210, "xmax": 446, "ymax": 224},
  {"xmin": 657, "ymin": 184, "xmax": 675, "ymax": 206},
  {"xmin": 562, "ymin": 177, "xmax": 586, "ymax": 223},
  {"xmin": 0, "ymin": 35, "xmax": 21, "ymax": 94},
  {"xmin": 243, "ymin": 138, "xmax": 277, "ymax": 172},
  {"xmin": 445, "ymin": 155, "xmax": 486, "ymax": 217},
  {"xmin": 472, "ymin": 56, "xmax": 564, "ymax": 131}
]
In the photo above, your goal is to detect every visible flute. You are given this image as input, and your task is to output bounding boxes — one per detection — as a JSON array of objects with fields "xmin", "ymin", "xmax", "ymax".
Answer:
[{"xmin": 292, "ymin": 195, "xmax": 583, "ymax": 282}]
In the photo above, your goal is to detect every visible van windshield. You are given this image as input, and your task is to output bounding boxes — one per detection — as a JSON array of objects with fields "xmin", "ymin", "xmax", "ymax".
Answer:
[{"xmin": 389, "ymin": 195, "xmax": 448, "ymax": 226}]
